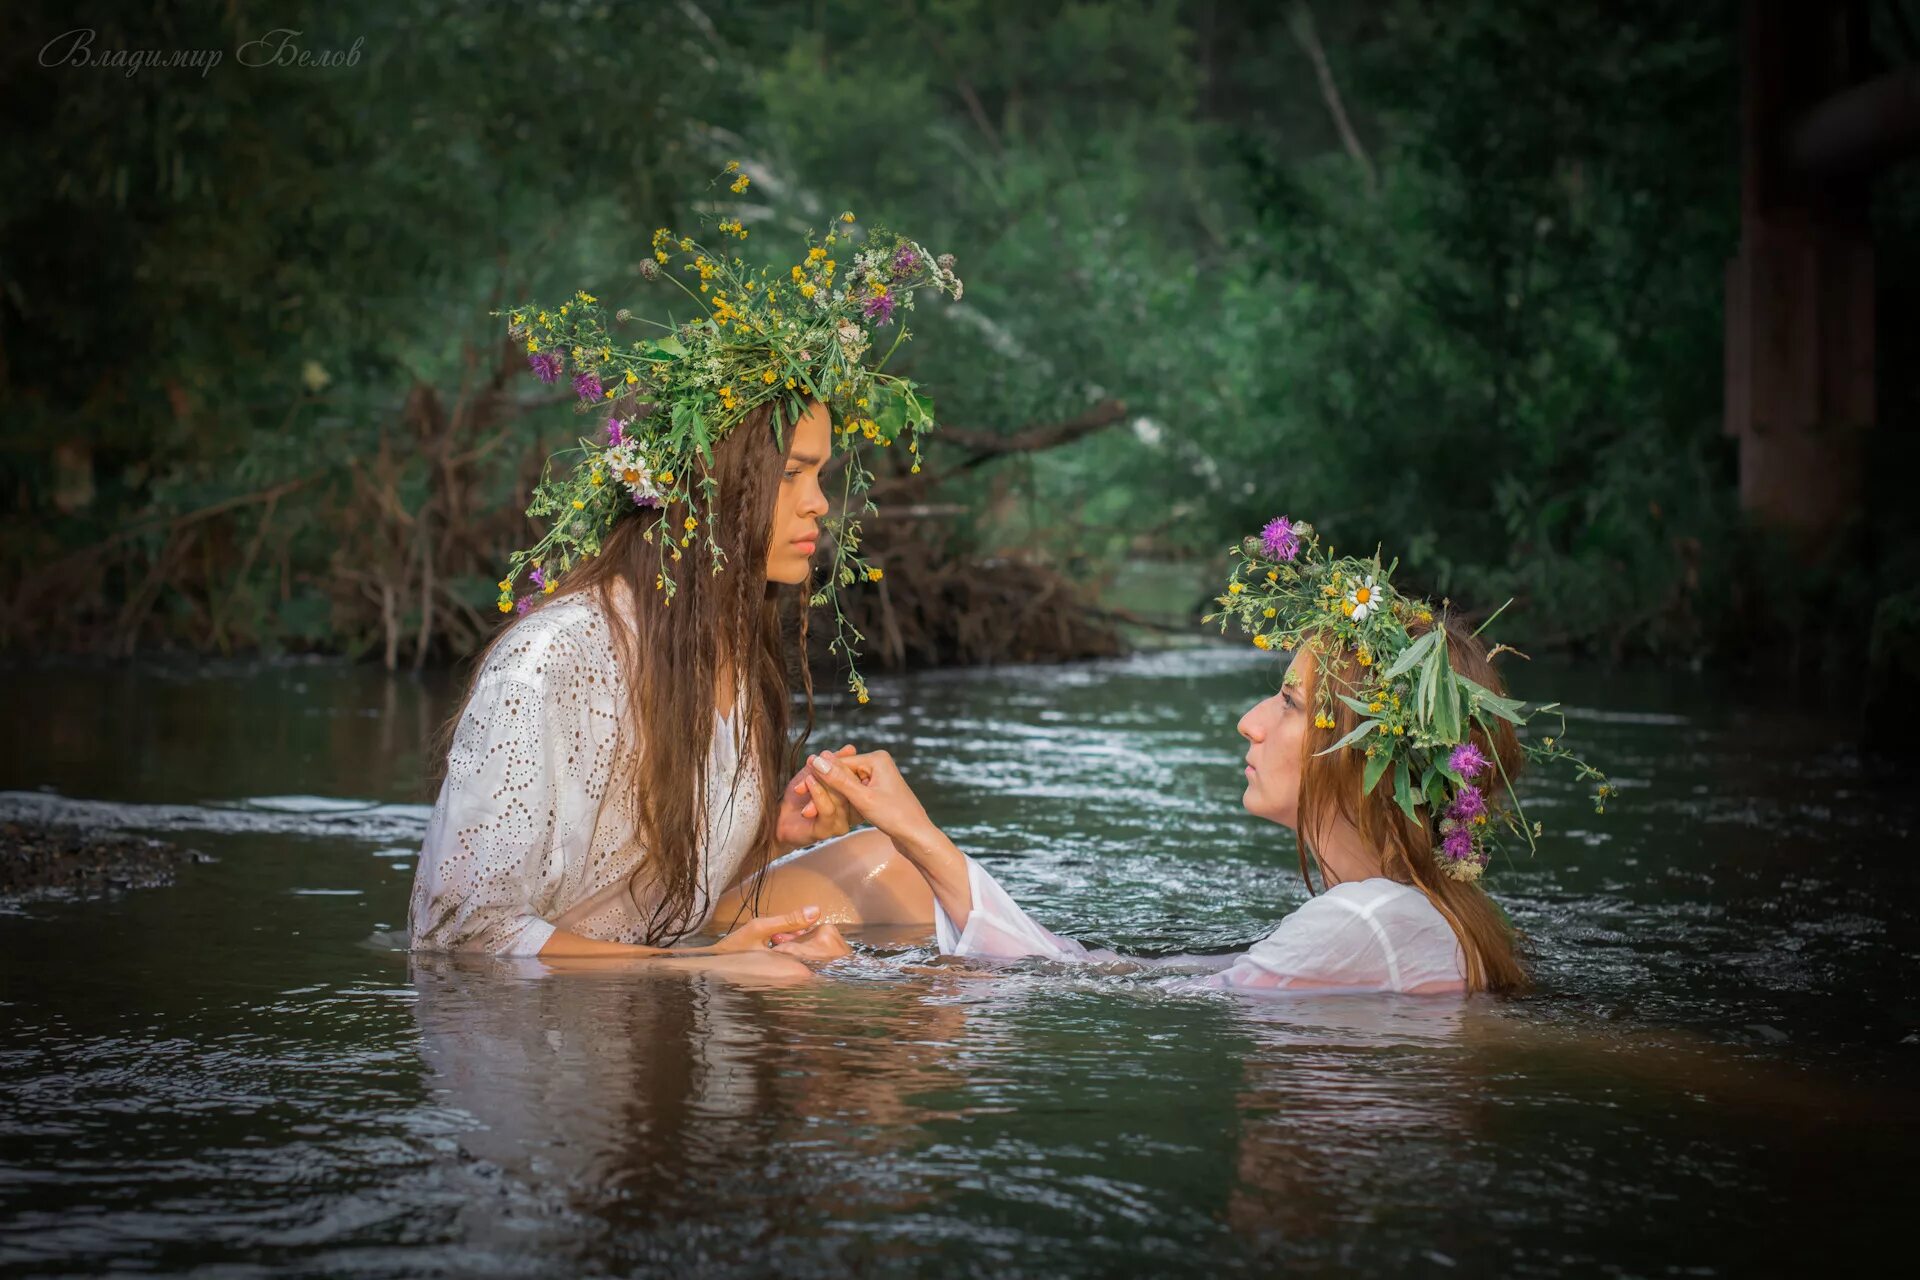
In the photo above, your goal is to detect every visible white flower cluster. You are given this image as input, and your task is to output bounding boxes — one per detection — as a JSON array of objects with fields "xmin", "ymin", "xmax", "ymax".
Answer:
[{"xmin": 601, "ymin": 440, "xmax": 664, "ymax": 506}]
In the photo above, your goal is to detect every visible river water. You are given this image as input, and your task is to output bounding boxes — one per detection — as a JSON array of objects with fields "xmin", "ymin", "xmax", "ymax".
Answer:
[{"xmin": 1, "ymin": 648, "xmax": 1914, "ymax": 1276}]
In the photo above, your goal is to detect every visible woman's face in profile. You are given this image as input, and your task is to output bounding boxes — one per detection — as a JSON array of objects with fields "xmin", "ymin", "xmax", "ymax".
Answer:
[
  {"xmin": 1237, "ymin": 650, "xmax": 1310, "ymax": 829},
  {"xmin": 764, "ymin": 400, "xmax": 833, "ymax": 585}
]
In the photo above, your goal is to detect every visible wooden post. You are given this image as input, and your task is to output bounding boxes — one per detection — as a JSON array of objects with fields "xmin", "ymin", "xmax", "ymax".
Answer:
[{"xmin": 1724, "ymin": 0, "xmax": 1875, "ymax": 540}]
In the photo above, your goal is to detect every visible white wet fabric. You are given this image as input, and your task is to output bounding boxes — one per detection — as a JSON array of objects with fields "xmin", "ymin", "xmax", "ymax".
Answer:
[
  {"xmin": 934, "ymin": 855, "xmax": 1466, "ymax": 995},
  {"xmin": 408, "ymin": 593, "xmax": 763, "ymax": 957}
]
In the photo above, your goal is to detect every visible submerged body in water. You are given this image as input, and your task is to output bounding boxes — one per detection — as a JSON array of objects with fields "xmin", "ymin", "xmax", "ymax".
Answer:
[{"xmin": 935, "ymin": 853, "xmax": 1467, "ymax": 995}]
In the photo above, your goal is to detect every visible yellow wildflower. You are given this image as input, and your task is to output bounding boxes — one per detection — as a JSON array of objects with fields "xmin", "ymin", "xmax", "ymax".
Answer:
[
  {"xmin": 762, "ymin": 368, "xmax": 777, "ymax": 383},
  {"xmin": 1253, "ymin": 634, "xmax": 1272, "ymax": 650},
  {"xmin": 867, "ymin": 567, "xmax": 884, "ymax": 582},
  {"xmin": 1228, "ymin": 583, "xmax": 1244, "ymax": 595},
  {"xmin": 590, "ymin": 472, "xmax": 604, "ymax": 486},
  {"xmin": 841, "ymin": 211, "xmax": 855, "ymax": 222},
  {"xmin": 658, "ymin": 471, "xmax": 674, "ymax": 485},
  {"xmin": 571, "ymin": 500, "xmax": 585, "ymax": 510},
  {"xmin": 497, "ymin": 600, "xmax": 512, "ymax": 614},
  {"xmin": 684, "ymin": 516, "xmax": 698, "ymax": 532},
  {"xmin": 1264, "ymin": 607, "xmax": 1277, "ymax": 619},
  {"xmin": 800, "ymin": 282, "xmax": 816, "ymax": 298},
  {"xmin": 730, "ymin": 175, "xmax": 749, "ymax": 194}
]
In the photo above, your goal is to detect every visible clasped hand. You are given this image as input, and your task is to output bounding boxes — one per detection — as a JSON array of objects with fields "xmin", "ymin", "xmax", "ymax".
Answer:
[
  {"xmin": 802, "ymin": 748, "xmax": 936, "ymax": 841},
  {"xmin": 708, "ymin": 904, "xmax": 853, "ymax": 960},
  {"xmin": 774, "ymin": 743, "xmax": 859, "ymax": 852}
]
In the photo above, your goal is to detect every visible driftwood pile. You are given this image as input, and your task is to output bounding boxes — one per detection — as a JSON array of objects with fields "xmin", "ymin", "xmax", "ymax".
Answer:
[{"xmin": 804, "ymin": 398, "xmax": 1134, "ymax": 672}]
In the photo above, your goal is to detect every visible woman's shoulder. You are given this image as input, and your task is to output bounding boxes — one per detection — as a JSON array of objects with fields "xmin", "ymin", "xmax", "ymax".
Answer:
[
  {"xmin": 1271, "ymin": 879, "xmax": 1449, "ymax": 938},
  {"xmin": 1321, "ymin": 877, "xmax": 1428, "ymax": 908},
  {"xmin": 473, "ymin": 593, "xmax": 619, "ymax": 693}
]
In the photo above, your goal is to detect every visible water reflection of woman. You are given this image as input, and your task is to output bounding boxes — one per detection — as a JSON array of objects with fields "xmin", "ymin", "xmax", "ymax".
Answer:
[{"xmin": 407, "ymin": 951, "xmax": 971, "ymax": 1255}]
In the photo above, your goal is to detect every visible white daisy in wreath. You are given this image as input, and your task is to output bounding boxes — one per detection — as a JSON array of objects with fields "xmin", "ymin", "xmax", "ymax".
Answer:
[{"xmin": 1346, "ymin": 574, "xmax": 1384, "ymax": 622}]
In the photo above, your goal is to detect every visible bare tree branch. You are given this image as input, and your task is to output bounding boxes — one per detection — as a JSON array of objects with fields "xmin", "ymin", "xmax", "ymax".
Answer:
[{"xmin": 1288, "ymin": 3, "xmax": 1377, "ymax": 195}]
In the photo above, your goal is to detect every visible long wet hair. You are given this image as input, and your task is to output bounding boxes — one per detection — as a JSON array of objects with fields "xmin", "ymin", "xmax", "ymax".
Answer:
[
  {"xmin": 1294, "ymin": 616, "xmax": 1527, "ymax": 993},
  {"xmin": 445, "ymin": 401, "xmax": 812, "ymax": 944}
]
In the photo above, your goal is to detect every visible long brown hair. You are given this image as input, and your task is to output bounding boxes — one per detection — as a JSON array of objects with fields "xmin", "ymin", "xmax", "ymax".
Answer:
[
  {"xmin": 444, "ymin": 401, "xmax": 811, "ymax": 944},
  {"xmin": 1294, "ymin": 616, "xmax": 1528, "ymax": 993}
]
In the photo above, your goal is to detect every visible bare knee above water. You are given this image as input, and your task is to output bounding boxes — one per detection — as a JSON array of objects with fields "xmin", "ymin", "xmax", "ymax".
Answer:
[{"xmin": 711, "ymin": 828, "xmax": 935, "ymax": 929}]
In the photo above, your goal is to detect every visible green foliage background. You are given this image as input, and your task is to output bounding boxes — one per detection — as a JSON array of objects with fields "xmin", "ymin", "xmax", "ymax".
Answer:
[{"xmin": 3, "ymin": 0, "xmax": 1913, "ymax": 665}]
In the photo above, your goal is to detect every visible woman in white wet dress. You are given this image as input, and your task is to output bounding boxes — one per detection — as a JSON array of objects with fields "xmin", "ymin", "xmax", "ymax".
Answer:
[
  {"xmin": 801, "ymin": 532, "xmax": 1601, "ymax": 997},
  {"xmin": 408, "ymin": 213, "xmax": 966, "ymax": 966}
]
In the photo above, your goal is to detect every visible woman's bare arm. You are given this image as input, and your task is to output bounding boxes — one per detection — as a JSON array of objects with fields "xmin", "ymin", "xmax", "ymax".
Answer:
[{"xmin": 535, "ymin": 905, "xmax": 827, "ymax": 958}]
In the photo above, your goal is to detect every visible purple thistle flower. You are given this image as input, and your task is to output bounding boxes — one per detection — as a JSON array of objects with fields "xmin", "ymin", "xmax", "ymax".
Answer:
[
  {"xmin": 1449, "ymin": 742, "xmax": 1490, "ymax": 779},
  {"xmin": 528, "ymin": 351, "xmax": 564, "ymax": 384},
  {"xmin": 1441, "ymin": 824, "xmax": 1475, "ymax": 861},
  {"xmin": 607, "ymin": 417, "xmax": 624, "ymax": 446},
  {"xmin": 891, "ymin": 244, "xmax": 920, "ymax": 275},
  {"xmin": 862, "ymin": 291, "xmax": 896, "ymax": 326},
  {"xmin": 573, "ymin": 371, "xmax": 603, "ymax": 403},
  {"xmin": 634, "ymin": 491, "xmax": 660, "ymax": 508},
  {"xmin": 1260, "ymin": 515, "xmax": 1300, "ymax": 562},
  {"xmin": 529, "ymin": 565, "xmax": 547, "ymax": 590},
  {"xmin": 514, "ymin": 595, "xmax": 533, "ymax": 615},
  {"xmin": 1449, "ymin": 785, "xmax": 1486, "ymax": 821}
]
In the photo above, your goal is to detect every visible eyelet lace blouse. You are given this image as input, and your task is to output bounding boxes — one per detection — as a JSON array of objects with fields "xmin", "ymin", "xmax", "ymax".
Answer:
[{"xmin": 407, "ymin": 592, "xmax": 764, "ymax": 956}]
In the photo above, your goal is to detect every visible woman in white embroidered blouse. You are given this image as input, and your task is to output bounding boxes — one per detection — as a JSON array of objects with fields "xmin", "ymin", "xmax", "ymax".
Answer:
[
  {"xmin": 408, "ymin": 400, "xmax": 932, "ymax": 968},
  {"xmin": 795, "ymin": 628, "xmax": 1531, "ymax": 996}
]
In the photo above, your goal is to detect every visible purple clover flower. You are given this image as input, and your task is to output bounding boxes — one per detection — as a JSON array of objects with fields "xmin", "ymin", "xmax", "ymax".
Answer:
[
  {"xmin": 1449, "ymin": 742, "xmax": 1490, "ymax": 779},
  {"xmin": 528, "ymin": 351, "xmax": 563, "ymax": 384},
  {"xmin": 1449, "ymin": 785, "xmax": 1486, "ymax": 821},
  {"xmin": 607, "ymin": 417, "xmax": 624, "ymax": 446},
  {"xmin": 891, "ymin": 244, "xmax": 920, "ymax": 275},
  {"xmin": 633, "ymin": 491, "xmax": 660, "ymax": 508},
  {"xmin": 1260, "ymin": 515, "xmax": 1300, "ymax": 562},
  {"xmin": 573, "ymin": 371, "xmax": 603, "ymax": 403},
  {"xmin": 1441, "ymin": 825, "xmax": 1475, "ymax": 861},
  {"xmin": 514, "ymin": 596, "xmax": 533, "ymax": 615},
  {"xmin": 862, "ymin": 291, "xmax": 896, "ymax": 326},
  {"xmin": 529, "ymin": 565, "xmax": 547, "ymax": 590}
]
